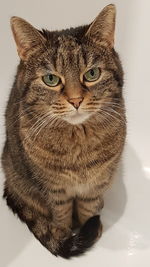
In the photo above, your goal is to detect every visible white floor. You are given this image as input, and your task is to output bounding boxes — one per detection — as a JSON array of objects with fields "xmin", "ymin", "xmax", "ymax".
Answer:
[{"xmin": 0, "ymin": 1, "xmax": 150, "ymax": 267}]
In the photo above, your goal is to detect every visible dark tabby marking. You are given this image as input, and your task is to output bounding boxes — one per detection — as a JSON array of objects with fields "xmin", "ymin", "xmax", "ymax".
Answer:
[{"xmin": 2, "ymin": 4, "xmax": 126, "ymax": 258}]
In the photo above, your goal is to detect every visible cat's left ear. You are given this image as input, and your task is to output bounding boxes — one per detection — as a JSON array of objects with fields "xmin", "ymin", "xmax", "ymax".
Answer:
[
  {"xmin": 10, "ymin": 17, "xmax": 46, "ymax": 61},
  {"xmin": 85, "ymin": 4, "xmax": 116, "ymax": 48}
]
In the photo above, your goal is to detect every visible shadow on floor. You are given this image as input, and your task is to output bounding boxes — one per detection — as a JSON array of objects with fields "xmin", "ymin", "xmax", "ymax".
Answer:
[{"xmin": 100, "ymin": 143, "xmax": 150, "ymax": 250}]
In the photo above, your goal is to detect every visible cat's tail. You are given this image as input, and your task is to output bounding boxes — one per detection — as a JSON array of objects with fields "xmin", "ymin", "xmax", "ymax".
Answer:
[{"xmin": 56, "ymin": 215, "xmax": 102, "ymax": 258}]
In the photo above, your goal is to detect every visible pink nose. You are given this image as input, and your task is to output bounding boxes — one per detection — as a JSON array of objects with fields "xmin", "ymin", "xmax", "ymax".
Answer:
[{"xmin": 68, "ymin": 97, "xmax": 83, "ymax": 109}]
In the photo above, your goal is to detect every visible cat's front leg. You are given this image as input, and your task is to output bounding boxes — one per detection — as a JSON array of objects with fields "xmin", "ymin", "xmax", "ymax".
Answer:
[
  {"xmin": 76, "ymin": 191, "xmax": 104, "ymax": 227},
  {"xmin": 50, "ymin": 197, "xmax": 73, "ymax": 230}
]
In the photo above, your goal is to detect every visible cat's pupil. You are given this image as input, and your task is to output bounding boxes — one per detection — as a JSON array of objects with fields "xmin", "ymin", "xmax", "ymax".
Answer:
[
  {"xmin": 49, "ymin": 75, "xmax": 53, "ymax": 81},
  {"xmin": 90, "ymin": 69, "xmax": 94, "ymax": 76}
]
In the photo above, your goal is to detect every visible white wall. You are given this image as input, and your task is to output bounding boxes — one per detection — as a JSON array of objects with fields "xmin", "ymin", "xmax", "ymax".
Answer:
[{"xmin": 0, "ymin": 1, "xmax": 150, "ymax": 267}]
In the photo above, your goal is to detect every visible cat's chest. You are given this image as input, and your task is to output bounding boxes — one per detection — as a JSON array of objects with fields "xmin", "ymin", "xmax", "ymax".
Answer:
[
  {"xmin": 23, "ymin": 125, "xmax": 103, "ymax": 172},
  {"xmin": 46, "ymin": 126, "xmax": 102, "ymax": 164}
]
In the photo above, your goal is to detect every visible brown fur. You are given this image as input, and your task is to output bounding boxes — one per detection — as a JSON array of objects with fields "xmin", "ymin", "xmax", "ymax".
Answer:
[{"xmin": 2, "ymin": 4, "xmax": 126, "ymax": 258}]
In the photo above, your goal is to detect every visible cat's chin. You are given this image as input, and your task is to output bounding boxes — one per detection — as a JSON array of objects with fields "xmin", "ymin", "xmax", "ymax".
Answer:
[{"xmin": 63, "ymin": 112, "xmax": 91, "ymax": 125}]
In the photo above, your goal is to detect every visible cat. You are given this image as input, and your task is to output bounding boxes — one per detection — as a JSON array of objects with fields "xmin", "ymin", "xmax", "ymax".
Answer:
[{"xmin": 2, "ymin": 4, "xmax": 126, "ymax": 258}]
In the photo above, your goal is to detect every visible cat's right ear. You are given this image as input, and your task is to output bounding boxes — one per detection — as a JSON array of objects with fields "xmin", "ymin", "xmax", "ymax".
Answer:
[{"xmin": 10, "ymin": 17, "xmax": 46, "ymax": 61}]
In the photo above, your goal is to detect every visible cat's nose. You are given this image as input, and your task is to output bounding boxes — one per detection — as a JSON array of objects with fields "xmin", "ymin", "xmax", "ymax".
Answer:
[{"xmin": 68, "ymin": 97, "xmax": 84, "ymax": 109}]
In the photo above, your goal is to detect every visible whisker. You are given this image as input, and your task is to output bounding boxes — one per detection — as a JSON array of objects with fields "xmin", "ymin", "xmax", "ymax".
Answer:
[
  {"xmin": 23, "ymin": 112, "xmax": 52, "ymax": 143},
  {"xmin": 102, "ymin": 102, "xmax": 125, "ymax": 110},
  {"xmin": 53, "ymin": 110, "xmax": 72, "ymax": 114},
  {"xmin": 97, "ymin": 113, "xmax": 114, "ymax": 134},
  {"xmin": 32, "ymin": 116, "xmax": 52, "ymax": 142},
  {"xmin": 7, "ymin": 107, "xmax": 37, "ymax": 128},
  {"xmin": 102, "ymin": 107, "xmax": 126, "ymax": 123},
  {"xmin": 31, "ymin": 112, "xmax": 64, "ymax": 142},
  {"xmin": 99, "ymin": 109, "xmax": 124, "ymax": 124},
  {"xmin": 24, "ymin": 109, "xmax": 65, "ymax": 144},
  {"xmin": 102, "ymin": 101, "xmax": 123, "ymax": 106}
]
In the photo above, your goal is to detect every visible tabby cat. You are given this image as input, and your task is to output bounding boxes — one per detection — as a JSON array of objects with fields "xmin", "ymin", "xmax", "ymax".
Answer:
[{"xmin": 2, "ymin": 4, "xmax": 126, "ymax": 258}]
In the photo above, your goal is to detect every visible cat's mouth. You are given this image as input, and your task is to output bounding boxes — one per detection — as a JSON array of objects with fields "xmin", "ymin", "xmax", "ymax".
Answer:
[{"xmin": 63, "ymin": 111, "xmax": 91, "ymax": 125}]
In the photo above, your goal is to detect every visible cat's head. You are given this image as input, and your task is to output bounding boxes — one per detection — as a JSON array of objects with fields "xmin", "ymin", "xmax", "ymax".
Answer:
[{"xmin": 11, "ymin": 4, "xmax": 123, "ymax": 126}]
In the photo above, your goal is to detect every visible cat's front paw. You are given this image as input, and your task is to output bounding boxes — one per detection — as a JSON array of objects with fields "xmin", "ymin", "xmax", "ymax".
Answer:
[{"xmin": 51, "ymin": 223, "xmax": 72, "ymax": 241}]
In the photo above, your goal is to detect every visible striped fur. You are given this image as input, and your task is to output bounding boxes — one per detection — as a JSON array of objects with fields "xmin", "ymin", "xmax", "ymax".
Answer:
[{"xmin": 2, "ymin": 4, "xmax": 126, "ymax": 258}]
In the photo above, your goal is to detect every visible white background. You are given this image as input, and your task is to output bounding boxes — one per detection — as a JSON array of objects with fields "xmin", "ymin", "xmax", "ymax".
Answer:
[{"xmin": 0, "ymin": 0, "xmax": 150, "ymax": 266}]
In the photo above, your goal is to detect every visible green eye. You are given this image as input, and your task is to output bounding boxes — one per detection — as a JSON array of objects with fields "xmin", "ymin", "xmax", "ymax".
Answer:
[
  {"xmin": 84, "ymin": 68, "xmax": 101, "ymax": 82},
  {"xmin": 42, "ymin": 74, "xmax": 60, "ymax": 87}
]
